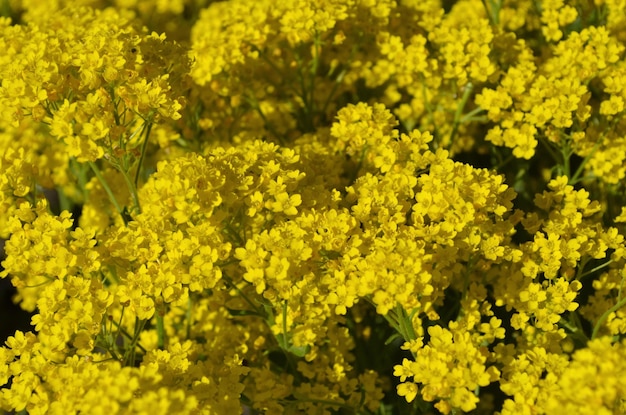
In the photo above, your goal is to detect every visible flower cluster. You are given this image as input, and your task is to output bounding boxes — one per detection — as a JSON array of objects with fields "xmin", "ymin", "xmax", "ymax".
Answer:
[{"xmin": 1, "ymin": 1, "xmax": 626, "ymax": 414}]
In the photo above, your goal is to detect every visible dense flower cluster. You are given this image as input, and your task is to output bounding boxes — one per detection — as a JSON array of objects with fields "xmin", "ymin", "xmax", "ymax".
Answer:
[{"xmin": 1, "ymin": 0, "xmax": 626, "ymax": 414}]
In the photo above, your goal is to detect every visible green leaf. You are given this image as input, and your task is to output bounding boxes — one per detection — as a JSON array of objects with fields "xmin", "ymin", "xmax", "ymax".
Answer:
[
  {"xmin": 384, "ymin": 332, "xmax": 402, "ymax": 346},
  {"xmin": 287, "ymin": 344, "xmax": 310, "ymax": 357},
  {"xmin": 275, "ymin": 333, "xmax": 288, "ymax": 349}
]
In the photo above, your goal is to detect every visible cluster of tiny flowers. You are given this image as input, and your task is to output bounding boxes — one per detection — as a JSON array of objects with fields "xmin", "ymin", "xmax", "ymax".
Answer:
[{"xmin": 1, "ymin": 1, "xmax": 626, "ymax": 414}]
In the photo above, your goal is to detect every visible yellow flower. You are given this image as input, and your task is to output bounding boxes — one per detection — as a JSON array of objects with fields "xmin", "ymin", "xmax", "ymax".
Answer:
[
  {"xmin": 397, "ymin": 382, "xmax": 418, "ymax": 403},
  {"xmin": 519, "ymin": 282, "xmax": 547, "ymax": 311}
]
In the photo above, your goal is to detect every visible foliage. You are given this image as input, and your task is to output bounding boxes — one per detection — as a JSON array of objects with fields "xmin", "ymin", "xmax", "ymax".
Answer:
[{"xmin": 2, "ymin": 0, "xmax": 626, "ymax": 414}]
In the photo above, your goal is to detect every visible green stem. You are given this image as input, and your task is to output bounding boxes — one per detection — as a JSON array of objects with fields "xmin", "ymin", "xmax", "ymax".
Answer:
[
  {"xmin": 449, "ymin": 83, "xmax": 474, "ymax": 146},
  {"xmin": 460, "ymin": 106, "xmax": 485, "ymax": 123},
  {"xmin": 113, "ymin": 305, "xmax": 125, "ymax": 353},
  {"xmin": 268, "ymin": 301, "xmax": 303, "ymax": 382},
  {"xmin": 108, "ymin": 318, "xmax": 148, "ymax": 354},
  {"xmin": 348, "ymin": 144, "xmax": 369, "ymax": 185},
  {"xmin": 281, "ymin": 300, "xmax": 289, "ymax": 349},
  {"xmin": 570, "ymin": 310, "xmax": 589, "ymax": 341},
  {"xmin": 223, "ymin": 274, "xmax": 263, "ymax": 316},
  {"xmin": 538, "ymin": 136, "xmax": 560, "ymax": 167},
  {"xmin": 306, "ymin": 32, "xmax": 321, "ymax": 125},
  {"xmin": 222, "ymin": 222, "xmax": 245, "ymax": 245},
  {"xmin": 295, "ymin": 51, "xmax": 310, "ymax": 118},
  {"xmin": 420, "ymin": 75, "xmax": 439, "ymax": 147},
  {"xmin": 88, "ymin": 161, "xmax": 127, "ymax": 225},
  {"xmin": 363, "ymin": 296, "xmax": 404, "ymax": 336},
  {"xmin": 118, "ymin": 166, "xmax": 141, "ymax": 215},
  {"xmin": 480, "ymin": 0, "xmax": 493, "ymax": 25},
  {"xmin": 480, "ymin": 0, "xmax": 501, "ymax": 25},
  {"xmin": 186, "ymin": 295, "xmax": 193, "ymax": 340},
  {"xmin": 134, "ymin": 119, "xmax": 153, "ymax": 188},
  {"xmin": 125, "ymin": 317, "xmax": 147, "ymax": 366},
  {"xmin": 107, "ymin": 86, "xmax": 122, "ymax": 127},
  {"xmin": 561, "ymin": 139, "xmax": 572, "ymax": 178},
  {"xmin": 57, "ymin": 188, "xmax": 73, "ymax": 214},
  {"xmin": 107, "ymin": 347, "xmax": 120, "ymax": 362},
  {"xmin": 569, "ymin": 138, "xmax": 602, "ymax": 185},
  {"xmin": 559, "ymin": 313, "xmax": 589, "ymax": 344},
  {"xmin": 156, "ymin": 315, "xmax": 165, "ymax": 349},
  {"xmin": 322, "ymin": 39, "xmax": 358, "ymax": 117},
  {"xmin": 322, "ymin": 66, "xmax": 347, "ymax": 116},
  {"xmin": 574, "ymin": 256, "xmax": 591, "ymax": 280},
  {"xmin": 69, "ymin": 158, "xmax": 90, "ymax": 201},
  {"xmin": 577, "ymin": 259, "xmax": 612, "ymax": 281},
  {"xmin": 591, "ymin": 296, "xmax": 626, "ymax": 340},
  {"xmin": 494, "ymin": 152, "xmax": 514, "ymax": 172}
]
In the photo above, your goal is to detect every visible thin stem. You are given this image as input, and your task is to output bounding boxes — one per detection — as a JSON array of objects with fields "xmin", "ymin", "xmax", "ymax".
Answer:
[
  {"xmin": 134, "ymin": 118, "xmax": 153, "ymax": 188},
  {"xmin": 119, "ymin": 165, "xmax": 141, "ymax": 215},
  {"xmin": 577, "ymin": 259, "xmax": 613, "ymax": 281},
  {"xmin": 494, "ymin": 152, "xmax": 515, "ymax": 172},
  {"xmin": 306, "ymin": 32, "xmax": 321, "ymax": 125},
  {"xmin": 559, "ymin": 313, "xmax": 589, "ymax": 344},
  {"xmin": 88, "ymin": 161, "xmax": 127, "ymax": 225},
  {"xmin": 363, "ymin": 296, "xmax": 402, "ymax": 334},
  {"xmin": 570, "ymin": 310, "xmax": 589, "ymax": 341},
  {"xmin": 569, "ymin": 138, "xmax": 602, "ymax": 185},
  {"xmin": 186, "ymin": 295, "xmax": 193, "ymax": 340},
  {"xmin": 107, "ymin": 86, "xmax": 122, "ymax": 127},
  {"xmin": 460, "ymin": 106, "xmax": 485, "ymax": 123},
  {"xmin": 480, "ymin": 0, "xmax": 494, "ymax": 25},
  {"xmin": 420, "ymin": 75, "xmax": 439, "ymax": 147},
  {"xmin": 124, "ymin": 317, "xmax": 147, "ymax": 366},
  {"xmin": 322, "ymin": 39, "xmax": 358, "ymax": 117},
  {"xmin": 108, "ymin": 318, "xmax": 147, "ymax": 353},
  {"xmin": 591, "ymin": 296, "xmax": 626, "ymax": 340},
  {"xmin": 322, "ymin": 66, "xmax": 347, "ymax": 116},
  {"xmin": 574, "ymin": 256, "xmax": 591, "ymax": 280},
  {"xmin": 347, "ymin": 144, "xmax": 369, "ymax": 185},
  {"xmin": 114, "ymin": 305, "xmax": 126, "ymax": 354},
  {"xmin": 156, "ymin": 314, "xmax": 165, "ymax": 349},
  {"xmin": 223, "ymin": 274, "xmax": 263, "ymax": 316},
  {"xmin": 295, "ymin": 51, "xmax": 310, "ymax": 118},
  {"xmin": 538, "ymin": 136, "xmax": 560, "ymax": 167},
  {"xmin": 561, "ymin": 139, "xmax": 572, "ymax": 178},
  {"xmin": 448, "ymin": 82, "xmax": 474, "ymax": 146},
  {"xmin": 222, "ymin": 222, "xmax": 245, "ymax": 246},
  {"xmin": 69, "ymin": 158, "xmax": 90, "ymax": 201},
  {"xmin": 264, "ymin": 300, "xmax": 302, "ymax": 382},
  {"xmin": 281, "ymin": 300, "xmax": 289, "ymax": 349}
]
